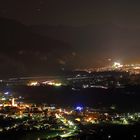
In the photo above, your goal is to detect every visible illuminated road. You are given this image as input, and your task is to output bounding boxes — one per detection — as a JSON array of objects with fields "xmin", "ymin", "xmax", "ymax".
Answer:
[{"xmin": 45, "ymin": 113, "xmax": 78, "ymax": 139}]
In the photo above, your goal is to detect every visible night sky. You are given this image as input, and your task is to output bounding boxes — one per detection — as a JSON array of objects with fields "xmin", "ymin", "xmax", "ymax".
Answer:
[
  {"xmin": 0, "ymin": 0, "xmax": 140, "ymax": 77},
  {"xmin": 1, "ymin": 0, "xmax": 140, "ymax": 26}
]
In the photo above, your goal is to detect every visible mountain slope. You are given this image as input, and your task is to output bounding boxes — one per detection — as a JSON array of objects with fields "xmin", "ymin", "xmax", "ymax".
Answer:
[
  {"xmin": 31, "ymin": 23, "xmax": 140, "ymax": 66},
  {"xmin": 0, "ymin": 18, "xmax": 75, "ymax": 78}
]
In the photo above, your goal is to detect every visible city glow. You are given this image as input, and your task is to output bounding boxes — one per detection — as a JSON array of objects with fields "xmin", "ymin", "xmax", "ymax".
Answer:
[{"xmin": 113, "ymin": 62, "xmax": 123, "ymax": 68}]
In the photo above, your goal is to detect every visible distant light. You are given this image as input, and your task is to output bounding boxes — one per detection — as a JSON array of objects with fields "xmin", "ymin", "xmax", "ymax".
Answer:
[
  {"xmin": 76, "ymin": 106, "xmax": 83, "ymax": 111},
  {"xmin": 4, "ymin": 92, "xmax": 9, "ymax": 95},
  {"xmin": 59, "ymin": 109, "xmax": 62, "ymax": 112},
  {"xmin": 47, "ymin": 82, "xmax": 62, "ymax": 87},
  {"xmin": 1, "ymin": 97, "xmax": 6, "ymax": 101},
  {"xmin": 50, "ymin": 107, "xmax": 55, "ymax": 110},
  {"xmin": 28, "ymin": 81, "xmax": 38, "ymax": 86},
  {"xmin": 54, "ymin": 83, "xmax": 62, "ymax": 87},
  {"xmin": 133, "ymin": 134, "xmax": 137, "ymax": 138},
  {"xmin": 75, "ymin": 118, "xmax": 81, "ymax": 122},
  {"xmin": 113, "ymin": 62, "xmax": 123, "ymax": 68},
  {"xmin": 19, "ymin": 96, "xmax": 22, "ymax": 99},
  {"xmin": 134, "ymin": 66, "xmax": 140, "ymax": 69},
  {"xmin": 108, "ymin": 135, "xmax": 111, "ymax": 139},
  {"xmin": 68, "ymin": 121, "xmax": 74, "ymax": 126}
]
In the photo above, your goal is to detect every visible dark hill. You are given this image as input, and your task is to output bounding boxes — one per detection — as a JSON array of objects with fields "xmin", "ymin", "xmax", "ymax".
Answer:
[{"xmin": 0, "ymin": 18, "xmax": 75, "ymax": 78}]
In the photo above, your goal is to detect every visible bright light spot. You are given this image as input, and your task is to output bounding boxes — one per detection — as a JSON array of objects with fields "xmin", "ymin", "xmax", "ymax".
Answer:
[
  {"xmin": 59, "ymin": 109, "xmax": 62, "ymax": 113},
  {"xmin": 47, "ymin": 82, "xmax": 62, "ymax": 87},
  {"xmin": 134, "ymin": 67, "xmax": 140, "ymax": 69},
  {"xmin": 28, "ymin": 81, "xmax": 38, "ymax": 86},
  {"xmin": 108, "ymin": 135, "xmax": 111, "ymax": 139},
  {"xmin": 54, "ymin": 83, "xmax": 62, "ymax": 87},
  {"xmin": 68, "ymin": 121, "xmax": 74, "ymax": 126},
  {"xmin": 1, "ymin": 97, "xmax": 6, "ymax": 101},
  {"xmin": 4, "ymin": 92, "xmax": 9, "ymax": 95},
  {"xmin": 75, "ymin": 118, "xmax": 81, "ymax": 122},
  {"xmin": 122, "ymin": 118, "xmax": 129, "ymax": 125},
  {"xmin": 76, "ymin": 106, "xmax": 83, "ymax": 111},
  {"xmin": 55, "ymin": 113, "xmax": 60, "ymax": 119},
  {"xmin": 113, "ymin": 62, "xmax": 123, "ymax": 68}
]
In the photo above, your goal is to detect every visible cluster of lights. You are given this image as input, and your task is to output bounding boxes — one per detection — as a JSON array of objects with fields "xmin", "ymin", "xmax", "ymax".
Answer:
[
  {"xmin": 27, "ymin": 81, "xmax": 62, "ymax": 87},
  {"xmin": 47, "ymin": 82, "xmax": 62, "ymax": 87},
  {"xmin": 27, "ymin": 81, "xmax": 38, "ymax": 86},
  {"xmin": 113, "ymin": 62, "xmax": 123, "ymax": 69}
]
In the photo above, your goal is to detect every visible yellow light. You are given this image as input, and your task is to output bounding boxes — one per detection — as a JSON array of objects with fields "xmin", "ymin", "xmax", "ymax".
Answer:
[
  {"xmin": 113, "ymin": 62, "xmax": 123, "ymax": 68},
  {"xmin": 47, "ymin": 82, "xmax": 62, "ymax": 87},
  {"xmin": 59, "ymin": 109, "xmax": 62, "ymax": 113},
  {"xmin": 47, "ymin": 82, "xmax": 54, "ymax": 85},
  {"xmin": 28, "ymin": 81, "xmax": 38, "ymax": 86},
  {"xmin": 75, "ymin": 118, "xmax": 81, "ymax": 122},
  {"xmin": 88, "ymin": 117, "xmax": 92, "ymax": 121},
  {"xmin": 54, "ymin": 83, "xmax": 62, "ymax": 87}
]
